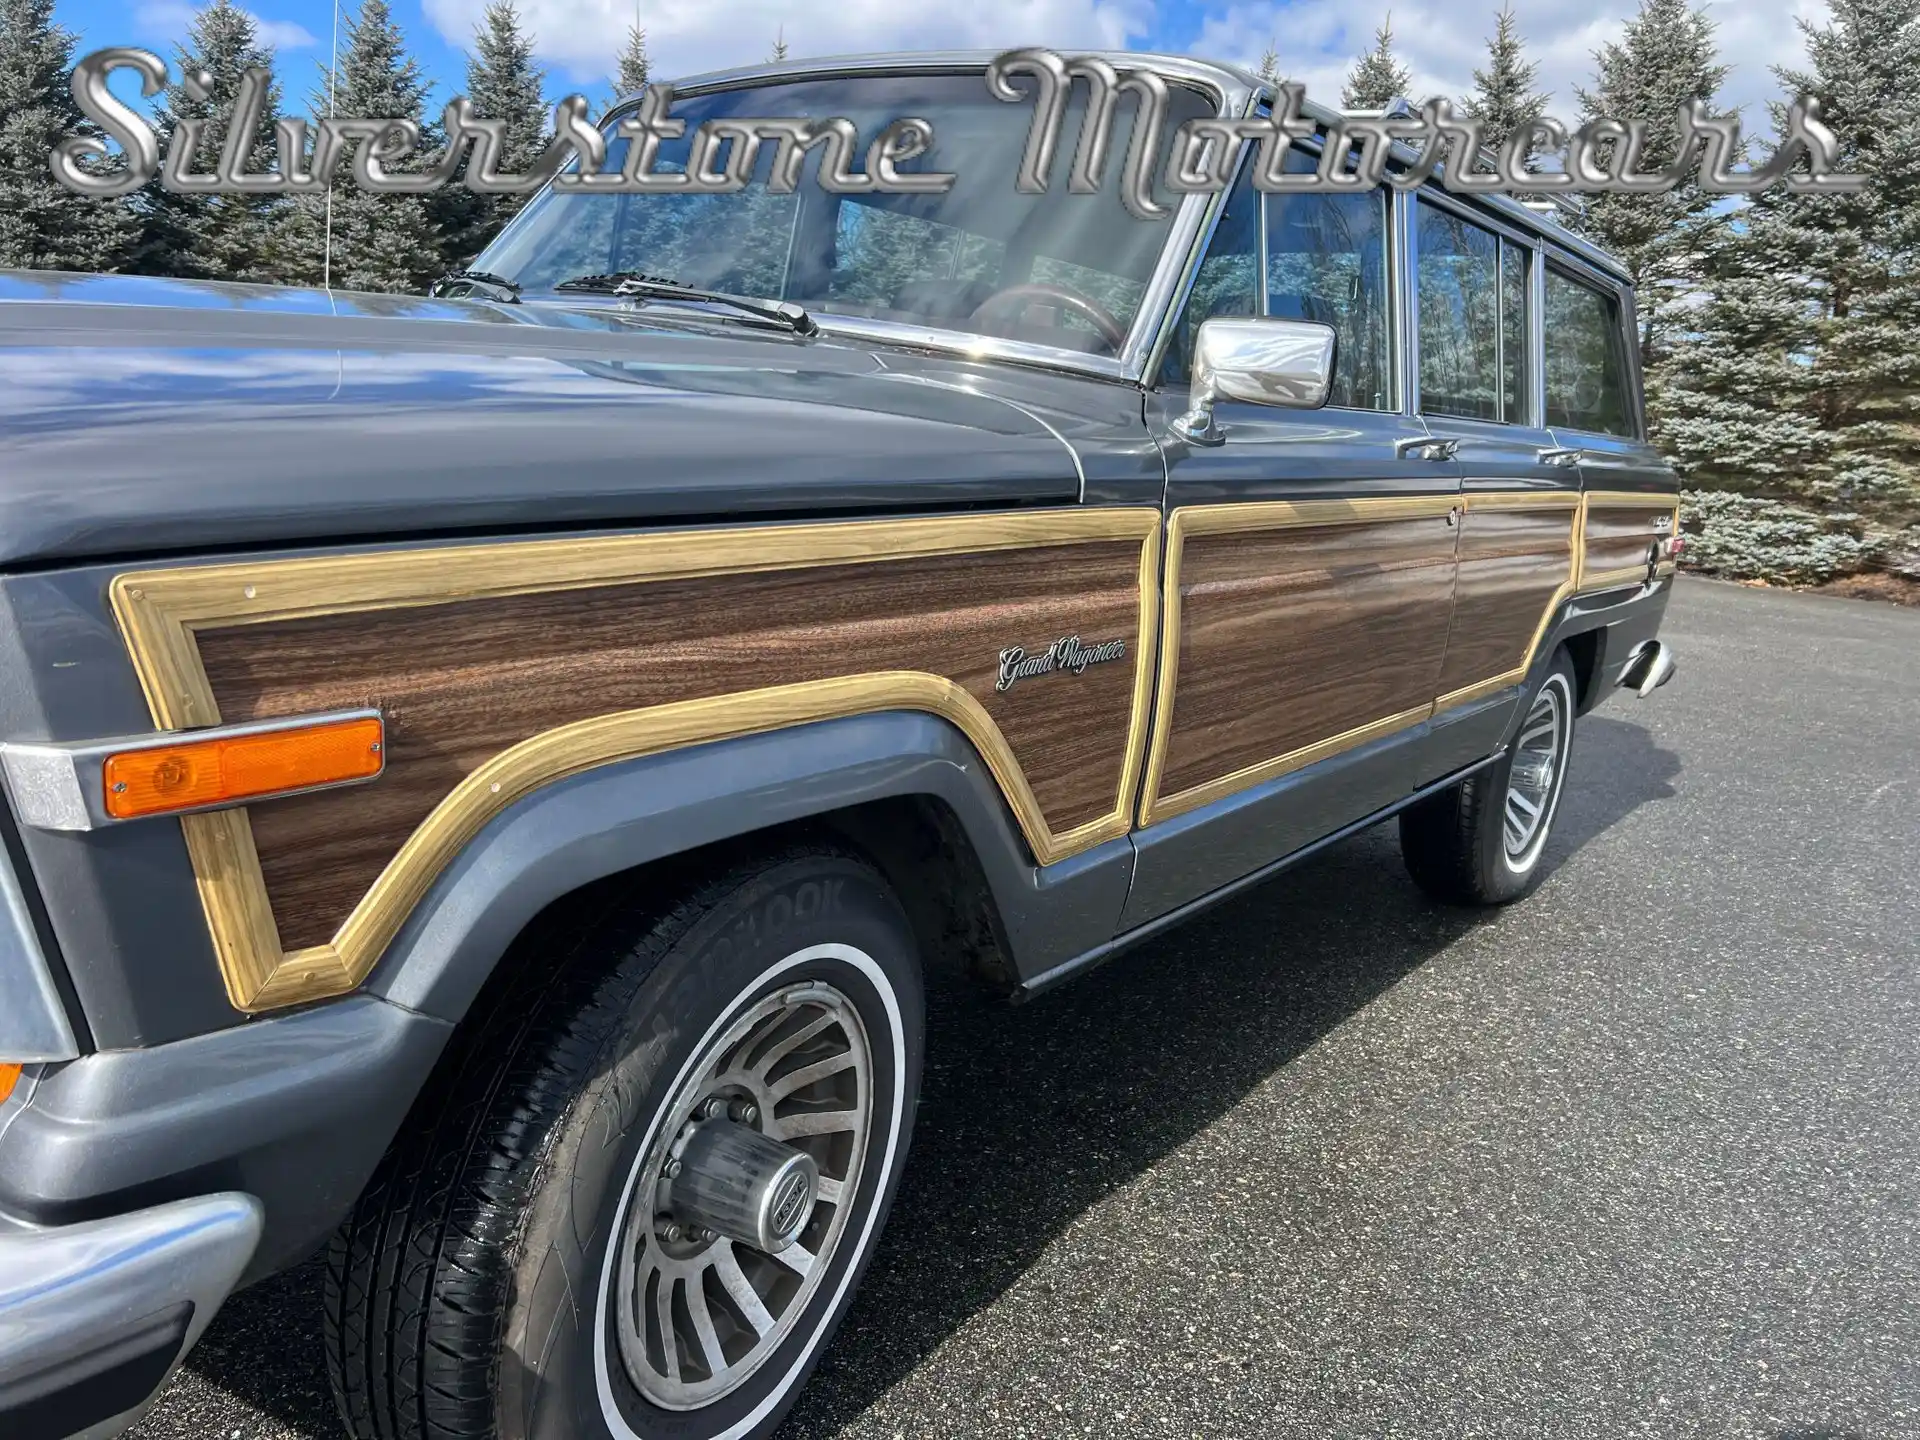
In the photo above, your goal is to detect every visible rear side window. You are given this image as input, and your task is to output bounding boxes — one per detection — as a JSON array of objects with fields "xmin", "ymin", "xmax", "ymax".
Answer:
[
  {"xmin": 1415, "ymin": 199, "xmax": 1530, "ymax": 423},
  {"xmin": 1544, "ymin": 269, "xmax": 1635, "ymax": 436}
]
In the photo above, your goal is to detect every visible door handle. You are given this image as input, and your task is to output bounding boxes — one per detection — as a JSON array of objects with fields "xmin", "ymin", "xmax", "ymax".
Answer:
[
  {"xmin": 1537, "ymin": 447, "xmax": 1584, "ymax": 467},
  {"xmin": 1396, "ymin": 437, "xmax": 1459, "ymax": 462}
]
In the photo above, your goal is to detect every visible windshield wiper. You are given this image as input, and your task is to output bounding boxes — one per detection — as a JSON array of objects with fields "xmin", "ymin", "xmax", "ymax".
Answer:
[
  {"xmin": 553, "ymin": 271, "xmax": 817, "ymax": 336},
  {"xmin": 429, "ymin": 269, "xmax": 522, "ymax": 303}
]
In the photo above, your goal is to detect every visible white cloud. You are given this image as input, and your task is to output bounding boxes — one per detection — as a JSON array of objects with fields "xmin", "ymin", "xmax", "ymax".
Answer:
[
  {"xmin": 254, "ymin": 16, "xmax": 319, "ymax": 49},
  {"xmin": 1191, "ymin": 0, "xmax": 1827, "ymax": 131},
  {"xmin": 134, "ymin": 1, "xmax": 316, "ymax": 52},
  {"xmin": 422, "ymin": 0, "xmax": 1155, "ymax": 86}
]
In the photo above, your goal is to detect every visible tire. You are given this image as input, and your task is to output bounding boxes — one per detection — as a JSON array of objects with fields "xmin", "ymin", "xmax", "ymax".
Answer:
[
  {"xmin": 324, "ymin": 847, "xmax": 925, "ymax": 1440},
  {"xmin": 1400, "ymin": 650, "xmax": 1579, "ymax": 906}
]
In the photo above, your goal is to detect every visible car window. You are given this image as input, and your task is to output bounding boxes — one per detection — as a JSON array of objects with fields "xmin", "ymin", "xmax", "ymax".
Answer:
[
  {"xmin": 1544, "ymin": 268, "xmax": 1635, "ymax": 436},
  {"xmin": 1502, "ymin": 241, "xmax": 1529, "ymax": 424},
  {"xmin": 480, "ymin": 73, "xmax": 1211, "ymax": 358},
  {"xmin": 1161, "ymin": 145, "xmax": 1391, "ymax": 409},
  {"xmin": 1418, "ymin": 200, "xmax": 1523, "ymax": 422},
  {"xmin": 1159, "ymin": 160, "xmax": 1261, "ymax": 385},
  {"xmin": 1264, "ymin": 149, "xmax": 1393, "ymax": 411}
]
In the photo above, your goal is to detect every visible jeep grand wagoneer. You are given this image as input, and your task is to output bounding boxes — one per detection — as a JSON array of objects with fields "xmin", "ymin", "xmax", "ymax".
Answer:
[{"xmin": 0, "ymin": 50, "xmax": 1674, "ymax": 1440}]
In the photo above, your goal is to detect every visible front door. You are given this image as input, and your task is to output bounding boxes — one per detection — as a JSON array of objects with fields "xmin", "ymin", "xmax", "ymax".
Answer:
[{"xmin": 1124, "ymin": 157, "xmax": 1463, "ymax": 927}]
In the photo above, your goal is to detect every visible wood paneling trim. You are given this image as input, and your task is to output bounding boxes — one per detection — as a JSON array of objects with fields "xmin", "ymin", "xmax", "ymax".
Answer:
[
  {"xmin": 1578, "ymin": 491, "xmax": 1678, "ymax": 593},
  {"xmin": 1434, "ymin": 494, "xmax": 1580, "ymax": 706},
  {"xmin": 109, "ymin": 509, "xmax": 1161, "ymax": 1012},
  {"xmin": 1142, "ymin": 490, "xmax": 1591, "ymax": 828},
  {"xmin": 1141, "ymin": 495, "xmax": 1460, "ymax": 826}
]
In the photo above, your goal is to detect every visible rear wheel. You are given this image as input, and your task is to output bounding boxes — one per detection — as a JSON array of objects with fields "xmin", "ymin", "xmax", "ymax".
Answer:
[
  {"xmin": 1400, "ymin": 651, "xmax": 1578, "ymax": 905},
  {"xmin": 324, "ymin": 848, "xmax": 924, "ymax": 1440}
]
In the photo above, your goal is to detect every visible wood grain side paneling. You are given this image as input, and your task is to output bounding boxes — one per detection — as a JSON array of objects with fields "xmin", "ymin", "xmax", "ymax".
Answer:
[
  {"xmin": 1582, "ymin": 497, "xmax": 1676, "ymax": 586},
  {"xmin": 195, "ymin": 543, "xmax": 1146, "ymax": 952},
  {"xmin": 1435, "ymin": 503, "xmax": 1577, "ymax": 699},
  {"xmin": 1148, "ymin": 509, "xmax": 1457, "ymax": 817},
  {"xmin": 111, "ymin": 508, "xmax": 1161, "ymax": 1010}
]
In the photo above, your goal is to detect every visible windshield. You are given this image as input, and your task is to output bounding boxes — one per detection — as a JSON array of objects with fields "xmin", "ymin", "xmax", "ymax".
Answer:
[{"xmin": 476, "ymin": 72, "xmax": 1213, "ymax": 357}]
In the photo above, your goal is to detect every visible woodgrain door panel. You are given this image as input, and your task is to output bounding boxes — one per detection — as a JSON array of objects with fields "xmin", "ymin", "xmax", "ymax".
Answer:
[
  {"xmin": 1141, "ymin": 498, "xmax": 1460, "ymax": 823},
  {"xmin": 1435, "ymin": 497, "xmax": 1580, "ymax": 705}
]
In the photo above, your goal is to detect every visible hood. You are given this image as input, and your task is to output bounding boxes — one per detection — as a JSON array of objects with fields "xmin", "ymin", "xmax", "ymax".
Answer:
[{"xmin": 0, "ymin": 271, "xmax": 1088, "ymax": 568}]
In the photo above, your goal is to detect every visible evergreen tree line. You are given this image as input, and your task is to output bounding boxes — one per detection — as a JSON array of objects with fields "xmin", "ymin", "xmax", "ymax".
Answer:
[
  {"xmin": 2, "ymin": 0, "xmax": 1915, "ymax": 584},
  {"xmin": 0, "ymin": 0, "xmax": 788, "ymax": 290}
]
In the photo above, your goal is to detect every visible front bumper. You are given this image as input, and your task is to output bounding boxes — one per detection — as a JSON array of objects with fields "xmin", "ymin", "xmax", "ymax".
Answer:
[{"xmin": 0, "ymin": 1192, "xmax": 261, "ymax": 1439}]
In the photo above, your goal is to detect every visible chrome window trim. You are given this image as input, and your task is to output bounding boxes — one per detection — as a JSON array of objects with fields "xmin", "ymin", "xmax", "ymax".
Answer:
[
  {"xmin": 1, "ymin": 708, "xmax": 384, "ymax": 834},
  {"xmin": 0, "ymin": 845, "xmax": 76, "ymax": 1062}
]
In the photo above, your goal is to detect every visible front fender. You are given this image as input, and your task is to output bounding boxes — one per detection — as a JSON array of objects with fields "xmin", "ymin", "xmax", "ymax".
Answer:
[{"xmin": 366, "ymin": 710, "xmax": 1136, "ymax": 1024}]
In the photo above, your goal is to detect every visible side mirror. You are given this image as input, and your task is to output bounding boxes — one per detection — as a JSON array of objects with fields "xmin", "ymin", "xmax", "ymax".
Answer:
[{"xmin": 1169, "ymin": 317, "xmax": 1338, "ymax": 446}]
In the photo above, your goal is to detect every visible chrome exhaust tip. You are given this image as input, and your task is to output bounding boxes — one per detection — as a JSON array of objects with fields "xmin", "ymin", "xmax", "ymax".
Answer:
[{"xmin": 1617, "ymin": 640, "xmax": 1677, "ymax": 698}]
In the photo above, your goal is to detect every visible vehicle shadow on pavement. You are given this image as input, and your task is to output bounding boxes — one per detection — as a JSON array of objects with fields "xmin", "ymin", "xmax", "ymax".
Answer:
[
  {"xmin": 1547, "ymin": 713, "xmax": 1682, "ymax": 863},
  {"xmin": 780, "ymin": 716, "xmax": 1682, "ymax": 1436},
  {"xmin": 166, "ymin": 716, "xmax": 1681, "ymax": 1439}
]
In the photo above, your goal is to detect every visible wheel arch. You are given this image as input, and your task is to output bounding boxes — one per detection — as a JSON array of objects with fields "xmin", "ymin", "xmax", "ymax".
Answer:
[{"xmin": 362, "ymin": 710, "xmax": 1130, "ymax": 1027}]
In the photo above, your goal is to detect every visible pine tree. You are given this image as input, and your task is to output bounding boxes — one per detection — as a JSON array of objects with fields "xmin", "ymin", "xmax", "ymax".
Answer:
[
  {"xmin": 1660, "ymin": 0, "xmax": 1920, "ymax": 571},
  {"xmin": 1257, "ymin": 41, "xmax": 1281, "ymax": 85},
  {"xmin": 1342, "ymin": 15, "xmax": 1411, "ymax": 109},
  {"xmin": 1753, "ymin": 0, "xmax": 1920, "ymax": 518},
  {"xmin": 445, "ymin": 0, "xmax": 546, "ymax": 259},
  {"xmin": 1461, "ymin": 5, "xmax": 1550, "ymax": 162},
  {"xmin": 283, "ymin": 0, "xmax": 446, "ymax": 291},
  {"xmin": 134, "ymin": 0, "xmax": 285, "ymax": 282},
  {"xmin": 769, "ymin": 28, "xmax": 789, "ymax": 63},
  {"xmin": 607, "ymin": 17, "xmax": 649, "ymax": 108},
  {"xmin": 1574, "ymin": 0, "xmax": 1728, "ymax": 377},
  {"xmin": 0, "ymin": 0, "xmax": 138, "ymax": 271}
]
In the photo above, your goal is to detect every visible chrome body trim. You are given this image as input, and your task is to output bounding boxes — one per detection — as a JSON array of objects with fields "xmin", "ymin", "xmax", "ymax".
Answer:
[
  {"xmin": 0, "ymin": 852, "xmax": 76, "ymax": 1063},
  {"xmin": 1, "ymin": 707, "xmax": 384, "ymax": 833},
  {"xmin": 0, "ymin": 1192, "xmax": 262, "ymax": 1438}
]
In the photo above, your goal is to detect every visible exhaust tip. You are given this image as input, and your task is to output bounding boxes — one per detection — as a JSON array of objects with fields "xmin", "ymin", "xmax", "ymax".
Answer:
[{"xmin": 1617, "ymin": 640, "xmax": 1677, "ymax": 698}]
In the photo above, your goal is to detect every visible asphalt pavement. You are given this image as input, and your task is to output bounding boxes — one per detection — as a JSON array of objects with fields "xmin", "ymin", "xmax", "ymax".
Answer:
[{"xmin": 132, "ymin": 578, "xmax": 1920, "ymax": 1440}]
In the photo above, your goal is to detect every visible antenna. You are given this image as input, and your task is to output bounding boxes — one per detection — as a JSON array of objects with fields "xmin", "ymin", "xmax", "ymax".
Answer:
[{"xmin": 322, "ymin": 0, "xmax": 341, "ymax": 289}]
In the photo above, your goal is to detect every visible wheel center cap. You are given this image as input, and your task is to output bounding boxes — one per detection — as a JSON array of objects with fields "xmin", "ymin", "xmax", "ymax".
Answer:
[{"xmin": 668, "ymin": 1118, "xmax": 818, "ymax": 1253}]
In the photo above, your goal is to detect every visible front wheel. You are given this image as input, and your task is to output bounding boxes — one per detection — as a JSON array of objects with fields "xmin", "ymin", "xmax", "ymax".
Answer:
[
  {"xmin": 324, "ymin": 849, "xmax": 925, "ymax": 1440},
  {"xmin": 1400, "ymin": 652, "xmax": 1578, "ymax": 905}
]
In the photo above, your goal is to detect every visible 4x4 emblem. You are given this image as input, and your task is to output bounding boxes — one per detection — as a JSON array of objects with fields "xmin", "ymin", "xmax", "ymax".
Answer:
[{"xmin": 996, "ymin": 635, "xmax": 1127, "ymax": 692}]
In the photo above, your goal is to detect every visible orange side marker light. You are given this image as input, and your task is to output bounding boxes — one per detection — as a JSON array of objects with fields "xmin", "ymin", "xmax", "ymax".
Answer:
[
  {"xmin": 103, "ymin": 715, "xmax": 384, "ymax": 820},
  {"xmin": 0, "ymin": 1063, "xmax": 21, "ymax": 1105}
]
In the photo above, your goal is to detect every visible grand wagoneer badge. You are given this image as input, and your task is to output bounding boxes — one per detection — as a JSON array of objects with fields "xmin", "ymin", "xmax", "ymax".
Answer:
[{"xmin": 996, "ymin": 635, "xmax": 1128, "ymax": 692}]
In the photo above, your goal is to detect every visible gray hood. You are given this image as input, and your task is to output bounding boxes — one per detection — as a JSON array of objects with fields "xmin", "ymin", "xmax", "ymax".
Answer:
[{"xmin": 0, "ymin": 271, "xmax": 1088, "ymax": 567}]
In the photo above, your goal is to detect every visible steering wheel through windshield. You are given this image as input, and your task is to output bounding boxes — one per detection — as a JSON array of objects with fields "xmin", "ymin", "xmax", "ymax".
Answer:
[{"xmin": 968, "ymin": 283, "xmax": 1127, "ymax": 352}]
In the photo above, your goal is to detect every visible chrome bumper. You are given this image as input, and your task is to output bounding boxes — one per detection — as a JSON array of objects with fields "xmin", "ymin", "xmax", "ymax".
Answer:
[{"xmin": 0, "ymin": 1192, "xmax": 261, "ymax": 1439}]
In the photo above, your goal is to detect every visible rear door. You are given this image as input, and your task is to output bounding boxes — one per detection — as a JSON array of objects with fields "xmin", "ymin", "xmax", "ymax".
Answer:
[
  {"xmin": 1410, "ymin": 194, "xmax": 1584, "ymax": 772},
  {"xmin": 1541, "ymin": 260, "xmax": 1682, "ymax": 591},
  {"xmin": 1125, "ymin": 150, "xmax": 1463, "ymax": 927}
]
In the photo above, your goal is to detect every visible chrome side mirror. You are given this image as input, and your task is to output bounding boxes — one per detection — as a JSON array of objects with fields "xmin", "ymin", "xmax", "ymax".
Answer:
[{"xmin": 1169, "ymin": 317, "xmax": 1337, "ymax": 446}]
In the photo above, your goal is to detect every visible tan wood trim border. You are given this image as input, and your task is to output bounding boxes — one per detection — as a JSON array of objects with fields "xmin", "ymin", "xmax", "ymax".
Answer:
[
  {"xmin": 109, "ymin": 509, "xmax": 1162, "ymax": 1012},
  {"xmin": 1141, "ymin": 489, "xmax": 1588, "ymax": 828}
]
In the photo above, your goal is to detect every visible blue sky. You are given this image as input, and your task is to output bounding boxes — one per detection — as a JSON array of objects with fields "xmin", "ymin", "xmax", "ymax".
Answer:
[{"xmin": 55, "ymin": 0, "xmax": 1819, "ymax": 127}]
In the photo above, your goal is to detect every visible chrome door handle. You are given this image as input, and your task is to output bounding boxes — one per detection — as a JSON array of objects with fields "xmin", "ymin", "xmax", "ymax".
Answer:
[
  {"xmin": 1396, "ymin": 437, "xmax": 1459, "ymax": 462},
  {"xmin": 1537, "ymin": 447, "xmax": 1584, "ymax": 467}
]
